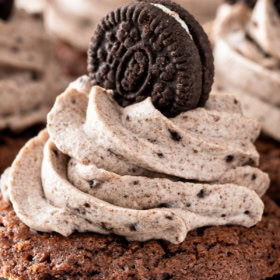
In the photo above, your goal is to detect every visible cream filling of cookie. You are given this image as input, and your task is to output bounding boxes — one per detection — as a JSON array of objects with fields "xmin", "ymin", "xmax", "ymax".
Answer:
[
  {"xmin": 44, "ymin": 0, "xmax": 127, "ymax": 51},
  {"xmin": 212, "ymin": 0, "xmax": 280, "ymax": 141},
  {"xmin": 151, "ymin": 4, "xmax": 193, "ymax": 40},
  {"xmin": 0, "ymin": 76, "xmax": 269, "ymax": 244},
  {"xmin": 0, "ymin": 10, "xmax": 70, "ymax": 131}
]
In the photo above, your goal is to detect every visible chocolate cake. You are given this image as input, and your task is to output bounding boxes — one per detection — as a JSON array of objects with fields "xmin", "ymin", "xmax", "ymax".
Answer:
[{"xmin": 0, "ymin": 195, "xmax": 279, "ymax": 279}]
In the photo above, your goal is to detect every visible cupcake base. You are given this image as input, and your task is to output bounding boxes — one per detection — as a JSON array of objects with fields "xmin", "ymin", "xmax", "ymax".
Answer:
[
  {"xmin": 0, "ymin": 195, "xmax": 279, "ymax": 280},
  {"xmin": 256, "ymin": 136, "xmax": 280, "ymax": 204},
  {"xmin": 0, "ymin": 125, "xmax": 43, "ymax": 175}
]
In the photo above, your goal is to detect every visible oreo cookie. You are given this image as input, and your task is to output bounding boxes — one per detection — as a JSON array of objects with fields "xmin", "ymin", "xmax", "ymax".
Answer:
[
  {"xmin": 88, "ymin": 0, "xmax": 214, "ymax": 117},
  {"xmin": 0, "ymin": 0, "xmax": 14, "ymax": 21}
]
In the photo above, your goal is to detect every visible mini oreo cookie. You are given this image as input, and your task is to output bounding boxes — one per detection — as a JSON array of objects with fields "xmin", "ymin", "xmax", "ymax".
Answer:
[
  {"xmin": 0, "ymin": 0, "xmax": 14, "ymax": 21},
  {"xmin": 88, "ymin": 0, "xmax": 214, "ymax": 117}
]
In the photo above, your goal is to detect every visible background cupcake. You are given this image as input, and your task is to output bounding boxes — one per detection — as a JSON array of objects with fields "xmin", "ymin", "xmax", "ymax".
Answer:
[
  {"xmin": 209, "ymin": 0, "xmax": 280, "ymax": 203},
  {"xmin": 0, "ymin": 0, "xmax": 71, "ymax": 174}
]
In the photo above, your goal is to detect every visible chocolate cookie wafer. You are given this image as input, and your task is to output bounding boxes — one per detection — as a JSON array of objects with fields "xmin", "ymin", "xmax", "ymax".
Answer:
[{"xmin": 88, "ymin": 0, "xmax": 214, "ymax": 117}]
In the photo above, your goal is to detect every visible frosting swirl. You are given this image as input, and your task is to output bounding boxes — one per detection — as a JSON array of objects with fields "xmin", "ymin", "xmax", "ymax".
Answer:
[
  {"xmin": 0, "ymin": 9, "xmax": 70, "ymax": 131},
  {"xmin": 0, "ymin": 76, "xmax": 269, "ymax": 244},
  {"xmin": 212, "ymin": 0, "xmax": 280, "ymax": 141}
]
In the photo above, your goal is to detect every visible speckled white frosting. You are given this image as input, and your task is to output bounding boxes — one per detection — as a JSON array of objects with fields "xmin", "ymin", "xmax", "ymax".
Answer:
[
  {"xmin": 0, "ymin": 76, "xmax": 269, "ymax": 244},
  {"xmin": 212, "ymin": 0, "xmax": 280, "ymax": 141},
  {"xmin": 0, "ymin": 9, "xmax": 70, "ymax": 131}
]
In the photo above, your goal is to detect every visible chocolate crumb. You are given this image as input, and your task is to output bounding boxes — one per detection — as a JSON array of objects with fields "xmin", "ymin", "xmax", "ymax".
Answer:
[
  {"xmin": 252, "ymin": 174, "xmax": 257, "ymax": 181},
  {"xmin": 165, "ymin": 215, "xmax": 173, "ymax": 220},
  {"xmin": 75, "ymin": 208, "xmax": 86, "ymax": 215},
  {"xmin": 53, "ymin": 149, "xmax": 58, "ymax": 157},
  {"xmin": 126, "ymin": 115, "xmax": 130, "ymax": 121},
  {"xmin": 246, "ymin": 158, "xmax": 255, "ymax": 166},
  {"xmin": 85, "ymin": 219, "xmax": 93, "ymax": 225},
  {"xmin": 101, "ymin": 222, "xmax": 113, "ymax": 232},
  {"xmin": 197, "ymin": 189, "xmax": 205, "ymax": 199},
  {"xmin": 226, "ymin": 155, "xmax": 234, "ymax": 163},
  {"xmin": 157, "ymin": 153, "xmax": 164, "ymax": 158},
  {"xmin": 84, "ymin": 203, "xmax": 91, "ymax": 208},
  {"xmin": 30, "ymin": 71, "xmax": 39, "ymax": 81},
  {"xmin": 221, "ymin": 214, "xmax": 226, "ymax": 218},
  {"xmin": 148, "ymin": 138, "xmax": 157, "ymax": 143},
  {"xmin": 168, "ymin": 129, "xmax": 182, "ymax": 142},
  {"xmin": 244, "ymin": 211, "xmax": 250, "ymax": 215},
  {"xmin": 186, "ymin": 203, "xmax": 191, "ymax": 207},
  {"xmin": 133, "ymin": 181, "xmax": 139, "ymax": 185},
  {"xmin": 129, "ymin": 224, "xmax": 137, "ymax": 232}
]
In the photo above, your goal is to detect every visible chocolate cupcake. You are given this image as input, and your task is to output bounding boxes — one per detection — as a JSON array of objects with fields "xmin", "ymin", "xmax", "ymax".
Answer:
[
  {"xmin": 0, "ymin": 1, "xmax": 71, "ymax": 174},
  {"xmin": 0, "ymin": 1, "xmax": 280, "ymax": 279},
  {"xmin": 208, "ymin": 0, "xmax": 280, "ymax": 202}
]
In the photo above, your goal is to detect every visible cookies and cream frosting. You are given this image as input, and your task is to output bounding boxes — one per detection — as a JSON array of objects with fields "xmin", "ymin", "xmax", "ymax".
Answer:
[
  {"xmin": 0, "ymin": 9, "xmax": 70, "ymax": 131},
  {"xmin": 212, "ymin": 0, "xmax": 280, "ymax": 141},
  {"xmin": 0, "ymin": 76, "xmax": 269, "ymax": 244}
]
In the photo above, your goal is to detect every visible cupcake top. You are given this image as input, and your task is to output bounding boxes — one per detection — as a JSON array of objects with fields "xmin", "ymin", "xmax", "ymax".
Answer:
[
  {"xmin": 212, "ymin": 0, "xmax": 280, "ymax": 141},
  {"xmin": 0, "ymin": 0, "xmax": 270, "ymax": 244},
  {"xmin": 0, "ymin": 6, "xmax": 70, "ymax": 131}
]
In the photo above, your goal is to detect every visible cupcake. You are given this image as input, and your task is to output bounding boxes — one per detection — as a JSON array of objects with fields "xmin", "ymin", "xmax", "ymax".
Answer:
[
  {"xmin": 1, "ymin": 0, "xmax": 280, "ymax": 279},
  {"xmin": 0, "ymin": 0, "xmax": 70, "ymax": 174},
  {"xmin": 209, "ymin": 0, "xmax": 280, "ymax": 202}
]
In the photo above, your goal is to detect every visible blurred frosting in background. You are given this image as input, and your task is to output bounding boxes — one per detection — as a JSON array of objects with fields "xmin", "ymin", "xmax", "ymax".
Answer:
[
  {"xmin": 43, "ymin": 0, "xmax": 126, "ymax": 51},
  {"xmin": 212, "ymin": 0, "xmax": 280, "ymax": 141},
  {"xmin": 0, "ymin": 2, "xmax": 70, "ymax": 131},
  {"xmin": 16, "ymin": 0, "xmax": 45, "ymax": 14}
]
